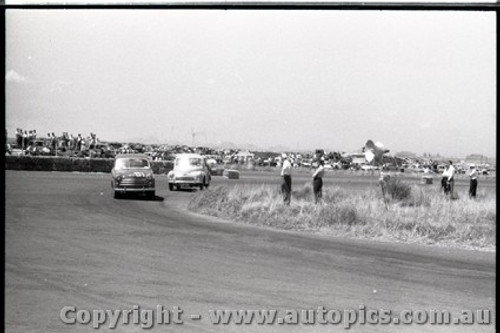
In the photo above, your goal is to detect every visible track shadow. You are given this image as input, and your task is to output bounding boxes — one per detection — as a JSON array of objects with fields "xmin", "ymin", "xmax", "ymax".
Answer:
[
  {"xmin": 148, "ymin": 195, "xmax": 165, "ymax": 202},
  {"xmin": 114, "ymin": 193, "xmax": 165, "ymax": 201}
]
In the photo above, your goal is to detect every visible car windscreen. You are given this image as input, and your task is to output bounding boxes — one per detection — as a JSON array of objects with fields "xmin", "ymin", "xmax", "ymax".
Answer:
[
  {"xmin": 114, "ymin": 158, "xmax": 150, "ymax": 170},
  {"xmin": 176, "ymin": 157, "xmax": 202, "ymax": 168}
]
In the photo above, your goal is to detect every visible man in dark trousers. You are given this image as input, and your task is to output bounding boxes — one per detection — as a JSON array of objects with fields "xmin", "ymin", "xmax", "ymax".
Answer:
[
  {"xmin": 441, "ymin": 161, "xmax": 455, "ymax": 195},
  {"xmin": 76, "ymin": 134, "xmax": 82, "ymax": 151},
  {"xmin": 312, "ymin": 159, "xmax": 325, "ymax": 204},
  {"xmin": 16, "ymin": 128, "xmax": 22, "ymax": 148},
  {"xmin": 468, "ymin": 164, "xmax": 478, "ymax": 198},
  {"xmin": 281, "ymin": 153, "xmax": 292, "ymax": 205}
]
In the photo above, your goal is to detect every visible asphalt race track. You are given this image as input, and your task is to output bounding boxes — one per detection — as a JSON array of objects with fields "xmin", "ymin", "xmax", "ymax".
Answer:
[{"xmin": 5, "ymin": 170, "xmax": 496, "ymax": 332}]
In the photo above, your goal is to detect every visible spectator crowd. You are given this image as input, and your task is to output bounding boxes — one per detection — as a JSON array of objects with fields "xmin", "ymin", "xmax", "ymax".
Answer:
[
  {"xmin": 5, "ymin": 128, "xmax": 495, "ymax": 178},
  {"xmin": 8, "ymin": 128, "xmax": 101, "ymax": 157}
]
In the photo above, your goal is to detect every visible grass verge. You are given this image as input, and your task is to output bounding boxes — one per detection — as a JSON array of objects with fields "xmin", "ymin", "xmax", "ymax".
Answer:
[{"xmin": 188, "ymin": 182, "xmax": 496, "ymax": 251}]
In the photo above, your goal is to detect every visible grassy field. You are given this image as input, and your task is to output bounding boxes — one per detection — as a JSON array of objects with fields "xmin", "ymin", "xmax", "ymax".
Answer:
[{"xmin": 188, "ymin": 179, "xmax": 496, "ymax": 251}]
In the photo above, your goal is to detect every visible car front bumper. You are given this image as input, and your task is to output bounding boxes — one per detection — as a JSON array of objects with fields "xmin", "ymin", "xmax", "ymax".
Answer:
[
  {"xmin": 113, "ymin": 178, "xmax": 155, "ymax": 192},
  {"xmin": 114, "ymin": 187, "xmax": 155, "ymax": 192},
  {"xmin": 114, "ymin": 184, "xmax": 155, "ymax": 192}
]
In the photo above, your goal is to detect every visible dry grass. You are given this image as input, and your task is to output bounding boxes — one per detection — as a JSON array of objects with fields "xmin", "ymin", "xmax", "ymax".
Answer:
[{"xmin": 188, "ymin": 182, "xmax": 496, "ymax": 251}]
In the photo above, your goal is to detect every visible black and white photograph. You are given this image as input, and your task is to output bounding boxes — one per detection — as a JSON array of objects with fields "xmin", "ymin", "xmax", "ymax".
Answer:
[{"xmin": 4, "ymin": 3, "xmax": 496, "ymax": 332}]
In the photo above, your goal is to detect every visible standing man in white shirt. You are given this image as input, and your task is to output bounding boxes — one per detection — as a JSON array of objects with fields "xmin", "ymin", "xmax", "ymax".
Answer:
[
  {"xmin": 448, "ymin": 161, "xmax": 456, "ymax": 196},
  {"xmin": 281, "ymin": 153, "xmax": 292, "ymax": 205},
  {"xmin": 312, "ymin": 159, "xmax": 325, "ymax": 204},
  {"xmin": 442, "ymin": 160, "xmax": 456, "ymax": 196},
  {"xmin": 468, "ymin": 164, "xmax": 478, "ymax": 198}
]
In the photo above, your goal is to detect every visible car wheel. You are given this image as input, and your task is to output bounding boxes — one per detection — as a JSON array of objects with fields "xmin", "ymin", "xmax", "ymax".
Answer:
[
  {"xmin": 169, "ymin": 184, "xmax": 174, "ymax": 191},
  {"xmin": 199, "ymin": 181, "xmax": 204, "ymax": 190},
  {"xmin": 114, "ymin": 191, "xmax": 121, "ymax": 199},
  {"xmin": 147, "ymin": 191, "xmax": 155, "ymax": 199}
]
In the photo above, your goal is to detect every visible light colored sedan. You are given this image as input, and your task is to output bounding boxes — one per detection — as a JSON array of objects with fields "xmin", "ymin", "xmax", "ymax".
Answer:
[{"xmin": 167, "ymin": 153, "xmax": 211, "ymax": 190}]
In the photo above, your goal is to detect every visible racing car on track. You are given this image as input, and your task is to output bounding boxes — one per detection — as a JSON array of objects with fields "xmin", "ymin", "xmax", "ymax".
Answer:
[
  {"xmin": 167, "ymin": 153, "xmax": 211, "ymax": 190},
  {"xmin": 111, "ymin": 154, "xmax": 155, "ymax": 199}
]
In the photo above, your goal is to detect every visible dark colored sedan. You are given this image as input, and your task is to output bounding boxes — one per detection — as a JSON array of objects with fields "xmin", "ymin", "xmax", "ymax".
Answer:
[{"xmin": 111, "ymin": 154, "xmax": 155, "ymax": 199}]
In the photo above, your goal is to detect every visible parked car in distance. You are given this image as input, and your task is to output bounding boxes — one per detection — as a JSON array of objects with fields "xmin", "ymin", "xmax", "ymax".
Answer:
[
  {"xmin": 360, "ymin": 164, "xmax": 378, "ymax": 171},
  {"xmin": 301, "ymin": 159, "xmax": 312, "ymax": 168},
  {"xmin": 331, "ymin": 162, "xmax": 342, "ymax": 169},
  {"xmin": 111, "ymin": 154, "xmax": 155, "ymax": 199},
  {"xmin": 206, "ymin": 158, "xmax": 224, "ymax": 176},
  {"xmin": 382, "ymin": 164, "xmax": 400, "ymax": 171},
  {"xmin": 92, "ymin": 143, "xmax": 116, "ymax": 159},
  {"xmin": 167, "ymin": 153, "xmax": 211, "ymax": 190},
  {"xmin": 26, "ymin": 140, "xmax": 51, "ymax": 156}
]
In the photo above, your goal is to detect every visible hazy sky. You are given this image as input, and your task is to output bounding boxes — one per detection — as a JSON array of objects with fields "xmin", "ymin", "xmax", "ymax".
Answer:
[{"xmin": 5, "ymin": 10, "xmax": 496, "ymax": 157}]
